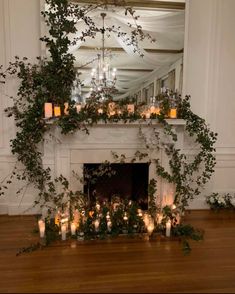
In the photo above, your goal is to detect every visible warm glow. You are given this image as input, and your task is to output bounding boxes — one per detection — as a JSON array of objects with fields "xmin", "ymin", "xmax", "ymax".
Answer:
[
  {"xmin": 44, "ymin": 103, "xmax": 53, "ymax": 118},
  {"xmin": 169, "ymin": 108, "xmax": 177, "ymax": 118},
  {"xmin": 98, "ymin": 108, "xmax": 103, "ymax": 114},
  {"xmin": 150, "ymin": 106, "xmax": 155, "ymax": 114},
  {"xmin": 166, "ymin": 220, "xmax": 171, "ymax": 237},
  {"xmin": 38, "ymin": 219, "xmax": 45, "ymax": 238},
  {"xmin": 54, "ymin": 106, "xmax": 61, "ymax": 117},
  {"xmin": 70, "ymin": 222, "xmax": 76, "ymax": 235},
  {"xmin": 76, "ymin": 104, "xmax": 82, "ymax": 113},
  {"xmin": 155, "ymin": 107, "xmax": 160, "ymax": 115},
  {"xmin": 64, "ymin": 102, "xmax": 69, "ymax": 115},
  {"xmin": 127, "ymin": 104, "xmax": 135, "ymax": 113}
]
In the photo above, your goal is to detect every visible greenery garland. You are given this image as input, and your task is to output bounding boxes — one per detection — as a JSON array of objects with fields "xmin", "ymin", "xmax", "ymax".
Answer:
[{"xmin": 0, "ymin": 0, "xmax": 217, "ymax": 253}]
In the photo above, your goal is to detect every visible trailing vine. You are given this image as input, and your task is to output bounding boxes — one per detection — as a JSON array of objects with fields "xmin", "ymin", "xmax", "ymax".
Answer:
[{"xmin": 0, "ymin": 0, "xmax": 217, "ymax": 253}]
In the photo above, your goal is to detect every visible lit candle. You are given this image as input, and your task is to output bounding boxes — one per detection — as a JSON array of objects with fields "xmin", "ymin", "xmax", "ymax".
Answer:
[
  {"xmin": 107, "ymin": 220, "xmax": 112, "ymax": 232},
  {"xmin": 123, "ymin": 212, "xmax": 128, "ymax": 221},
  {"xmin": 157, "ymin": 213, "xmax": 163, "ymax": 224},
  {"xmin": 145, "ymin": 112, "xmax": 151, "ymax": 119},
  {"xmin": 98, "ymin": 108, "xmax": 103, "ymax": 114},
  {"xmin": 44, "ymin": 103, "xmax": 53, "ymax": 118},
  {"xmin": 76, "ymin": 104, "xmax": 82, "ymax": 113},
  {"xmin": 150, "ymin": 106, "xmax": 155, "ymax": 114},
  {"xmin": 166, "ymin": 220, "xmax": 171, "ymax": 237},
  {"xmin": 169, "ymin": 108, "xmax": 177, "ymax": 118},
  {"xmin": 64, "ymin": 102, "xmax": 69, "ymax": 115},
  {"xmin": 38, "ymin": 219, "xmax": 45, "ymax": 238},
  {"xmin": 155, "ymin": 107, "xmax": 160, "ymax": 115},
  {"xmin": 147, "ymin": 222, "xmax": 154, "ymax": 236},
  {"xmin": 171, "ymin": 204, "xmax": 176, "ymax": 210},
  {"xmin": 137, "ymin": 209, "xmax": 143, "ymax": 217},
  {"xmin": 70, "ymin": 222, "xmax": 76, "ymax": 235},
  {"xmin": 54, "ymin": 105, "xmax": 61, "ymax": 117},
  {"xmin": 127, "ymin": 104, "xmax": 135, "ymax": 113},
  {"xmin": 94, "ymin": 219, "xmax": 100, "ymax": 232},
  {"xmin": 61, "ymin": 224, "xmax": 67, "ymax": 241}
]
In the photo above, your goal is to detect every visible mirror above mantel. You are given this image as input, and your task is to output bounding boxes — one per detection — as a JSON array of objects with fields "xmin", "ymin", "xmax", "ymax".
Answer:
[{"xmin": 44, "ymin": 0, "xmax": 185, "ymax": 103}]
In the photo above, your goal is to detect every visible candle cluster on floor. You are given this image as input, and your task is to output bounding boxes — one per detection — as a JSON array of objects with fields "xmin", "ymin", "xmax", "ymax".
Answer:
[{"xmin": 38, "ymin": 198, "xmax": 182, "ymax": 242}]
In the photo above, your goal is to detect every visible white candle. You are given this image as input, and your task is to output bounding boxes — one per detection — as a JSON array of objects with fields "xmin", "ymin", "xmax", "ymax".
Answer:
[
  {"xmin": 94, "ymin": 219, "xmax": 100, "ymax": 232},
  {"xmin": 61, "ymin": 224, "xmax": 67, "ymax": 241},
  {"xmin": 70, "ymin": 222, "xmax": 76, "ymax": 235},
  {"xmin": 145, "ymin": 112, "xmax": 151, "ymax": 119},
  {"xmin": 166, "ymin": 220, "xmax": 171, "ymax": 237},
  {"xmin": 107, "ymin": 220, "xmax": 112, "ymax": 232},
  {"xmin": 44, "ymin": 103, "xmax": 53, "ymax": 118},
  {"xmin": 38, "ymin": 219, "xmax": 45, "ymax": 238},
  {"xmin": 76, "ymin": 104, "xmax": 82, "ymax": 113}
]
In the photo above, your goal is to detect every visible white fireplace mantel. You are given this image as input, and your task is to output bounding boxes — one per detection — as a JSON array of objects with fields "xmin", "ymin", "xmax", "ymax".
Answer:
[{"xmin": 43, "ymin": 119, "xmax": 186, "ymax": 207}]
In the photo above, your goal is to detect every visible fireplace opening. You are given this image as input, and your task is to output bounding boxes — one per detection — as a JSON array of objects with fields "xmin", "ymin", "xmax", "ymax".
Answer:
[{"xmin": 84, "ymin": 163, "xmax": 149, "ymax": 210}]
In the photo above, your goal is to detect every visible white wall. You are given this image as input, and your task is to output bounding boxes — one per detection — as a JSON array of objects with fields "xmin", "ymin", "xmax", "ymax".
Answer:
[
  {"xmin": 0, "ymin": 0, "xmax": 41, "ymax": 214},
  {"xmin": 0, "ymin": 0, "xmax": 235, "ymax": 214},
  {"xmin": 184, "ymin": 0, "xmax": 235, "ymax": 208}
]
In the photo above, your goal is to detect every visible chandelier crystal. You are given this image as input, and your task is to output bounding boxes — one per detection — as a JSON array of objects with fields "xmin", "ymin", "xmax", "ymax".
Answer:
[{"xmin": 90, "ymin": 13, "xmax": 117, "ymax": 100}]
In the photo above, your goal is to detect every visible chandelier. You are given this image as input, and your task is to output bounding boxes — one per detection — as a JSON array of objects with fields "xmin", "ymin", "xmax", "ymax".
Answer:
[{"xmin": 90, "ymin": 13, "xmax": 117, "ymax": 100}]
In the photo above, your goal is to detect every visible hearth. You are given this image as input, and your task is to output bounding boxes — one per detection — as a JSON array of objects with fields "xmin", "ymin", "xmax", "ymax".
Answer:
[{"xmin": 84, "ymin": 163, "xmax": 149, "ymax": 209}]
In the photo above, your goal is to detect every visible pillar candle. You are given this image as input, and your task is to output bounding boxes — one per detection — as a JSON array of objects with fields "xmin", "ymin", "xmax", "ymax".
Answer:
[
  {"xmin": 166, "ymin": 220, "xmax": 171, "ymax": 237},
  {"xmin": 70, "ymin": 222, "xmax": 76, "ymax": 235},
  {"xmin": 169, "ymin": 108, "xmax": 177, "ymax": 119},
  {"xmin": 127, "ymin": 104, "xmax": 135, "ymax": 113},
  {"xmin": 76, "ymin": 104, "xmax": 82, "ymax": 113},
  {"xmin": 38, "ymin": 219, "xmax": 45, "ymax": 238},
  {"xmin": 61, "ymin": 224, "xmax": 67, "ymax": 241},
  {"xmin": 94, "ymin": 219, "xmax": 100, "ymax": 232},
  {"xmin": 54, "ymin": 105, "xmax": 61, "ymax": 117},
  {"xmin": 44, "ymin": 103, "xmax": 53, "ymax": 118}
]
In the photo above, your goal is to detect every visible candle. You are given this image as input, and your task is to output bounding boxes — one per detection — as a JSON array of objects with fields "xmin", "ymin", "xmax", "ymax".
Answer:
[
  {"xmin": 145, "ymin": 112, "xmax": 151, "ymax": 119},
  {"xmin": 44, "ymin": 103, "xmax": 53, "ymax": 118},
  {"xmin": 127, "ymin": 104, "xmax": 135, "ymax": 113},
  {"xmin": 147, "ymin": 222, "xmax": 154, "ymax": 236},
  {"xmin": 150, "ymin": 106, "xmax": 155, "ymax": 114},
  {"xmin": 157, "ymin": 213, "xmax": 163, "ymax": 224},
  {"xmin": 106, "ymin": 212, "xmax": 110, "ymax": 220},
  {"xmin": 166, "ymin": 220, "xmax": 171, "ymax": 237},
  {"xmin": 54, "ymin": 105, "xmax": 61, "ymax": 117},
  {"xmin": 137, "ymin": 209, "xmax": 143, "ymax": 217},
  {"xmin": 98, "ymin": 108, "xmax": 103, "ymax": 114},
  {"xmin": 61, "ymin": 224, "xmax": 67, "ymax": 241},
  {"xmin": 123, "ymin": 212, "xmax": 128, "ymax": 221},
  {"xmin": 155, "ymin": 107, "xmax": 160, "ymax": 115},
  {"xmin": 143, "ymin": 213, "xmax": 150, "ymax": 227},
  {"xmin": 38, "ymin": 219, "xmax": 45, "ymax": 238},
  {"xmin": 64, "ymin": 102, "xmax": 69, "ymax": 115},
  {"xmin": 169, "ymin": 108, "xmax": 177, "ymax": 118},
  {"xmin": 171, "ymin": 204, "xmax": 176, "ymax": 210},
  {"xmin": 70, "ymin": 222, "xmax": 76, "ymax": 235},
  {"xmin": 94, "ymin": 219, "xmax": 100, "ymax": 232},
  {"xmin": 76, "ymin": 104, "xmax": 82, "ymax": 113},
  {"xmin": 107, "ymin": 220, "xmax": 112, "ymax": 232},
  {"xmin": 117, "ymin": 110, "xmax": 122, "ymax": 115}
]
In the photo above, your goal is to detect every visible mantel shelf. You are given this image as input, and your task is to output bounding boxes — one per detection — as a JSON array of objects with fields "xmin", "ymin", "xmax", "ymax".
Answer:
[{"xmin": 44, "ymin": 118, "xmax": 186, "ymax": 127}]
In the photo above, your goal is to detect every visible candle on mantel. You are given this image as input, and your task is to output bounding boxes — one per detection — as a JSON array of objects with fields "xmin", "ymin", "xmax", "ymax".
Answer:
[
  {"xmin": 166, "ymin": 220, "xmax": 171, "ymax": 237},
  {"xmin": 38, "ymin": 219, "xmax": 45, "ymax": 238},
  {"xmin": 64, "ymin": 102, "xmax": 69, "ymax": 115},
  {"xmin": 127, "ymin": 104, "xmax": 135, "ymax": 114},
  {"xmin": 169, "ymin": 108, "xmax": 177, "ymax": 119},
  {"xmin": 98, "ymin": 108, "xmax": 103, "ymax": 115},
  {"xmin": 76, "ymin": 104, "xmax": 82, "ymax": 113},
  {"xmin": 70, "ymin": 222, "xmax": 76, "ymax": 236},
  {"xmin": 44, "ymin": 103, "xmax": 53, "ymax": 118},
  {"xmin": 54, "ymin": 105, "xmax": 61, "ymax": 117},
  {"xmin": 61, "ymin": 224, "xmax": 67, "ymax": 241},
  {"xmin": 145, "ymin": 112, "xmax": 151, "ymax": 119}
]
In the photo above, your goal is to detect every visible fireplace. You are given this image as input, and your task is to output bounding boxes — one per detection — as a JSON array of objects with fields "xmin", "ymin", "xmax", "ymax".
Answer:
[{"xmin": 84, "ymin": 163, "xmax": 149, "ymax": 209}]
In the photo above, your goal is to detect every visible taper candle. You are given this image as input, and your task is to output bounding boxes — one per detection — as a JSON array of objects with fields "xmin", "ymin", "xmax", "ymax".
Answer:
[{"xmin": 61, "ymin": 224, "xmax": 67, "ymax": 241}]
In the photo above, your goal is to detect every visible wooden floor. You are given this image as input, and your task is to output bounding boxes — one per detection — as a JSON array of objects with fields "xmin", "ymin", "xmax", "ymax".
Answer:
[{"xmin": 0, "ymin": 211, "xmax": 235, "ymax": 293}]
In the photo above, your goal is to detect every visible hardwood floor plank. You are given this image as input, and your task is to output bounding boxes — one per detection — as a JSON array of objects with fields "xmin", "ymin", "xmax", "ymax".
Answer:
[{"xmin": 0, "ymin": 211, "xmax": 235, "ymax": 293}]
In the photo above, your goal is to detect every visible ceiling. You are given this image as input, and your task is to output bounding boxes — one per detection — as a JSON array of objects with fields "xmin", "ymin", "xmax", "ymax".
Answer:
[{"xmin": 46, "ymin": 1, "xmax": 185, "ymax": 99}]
